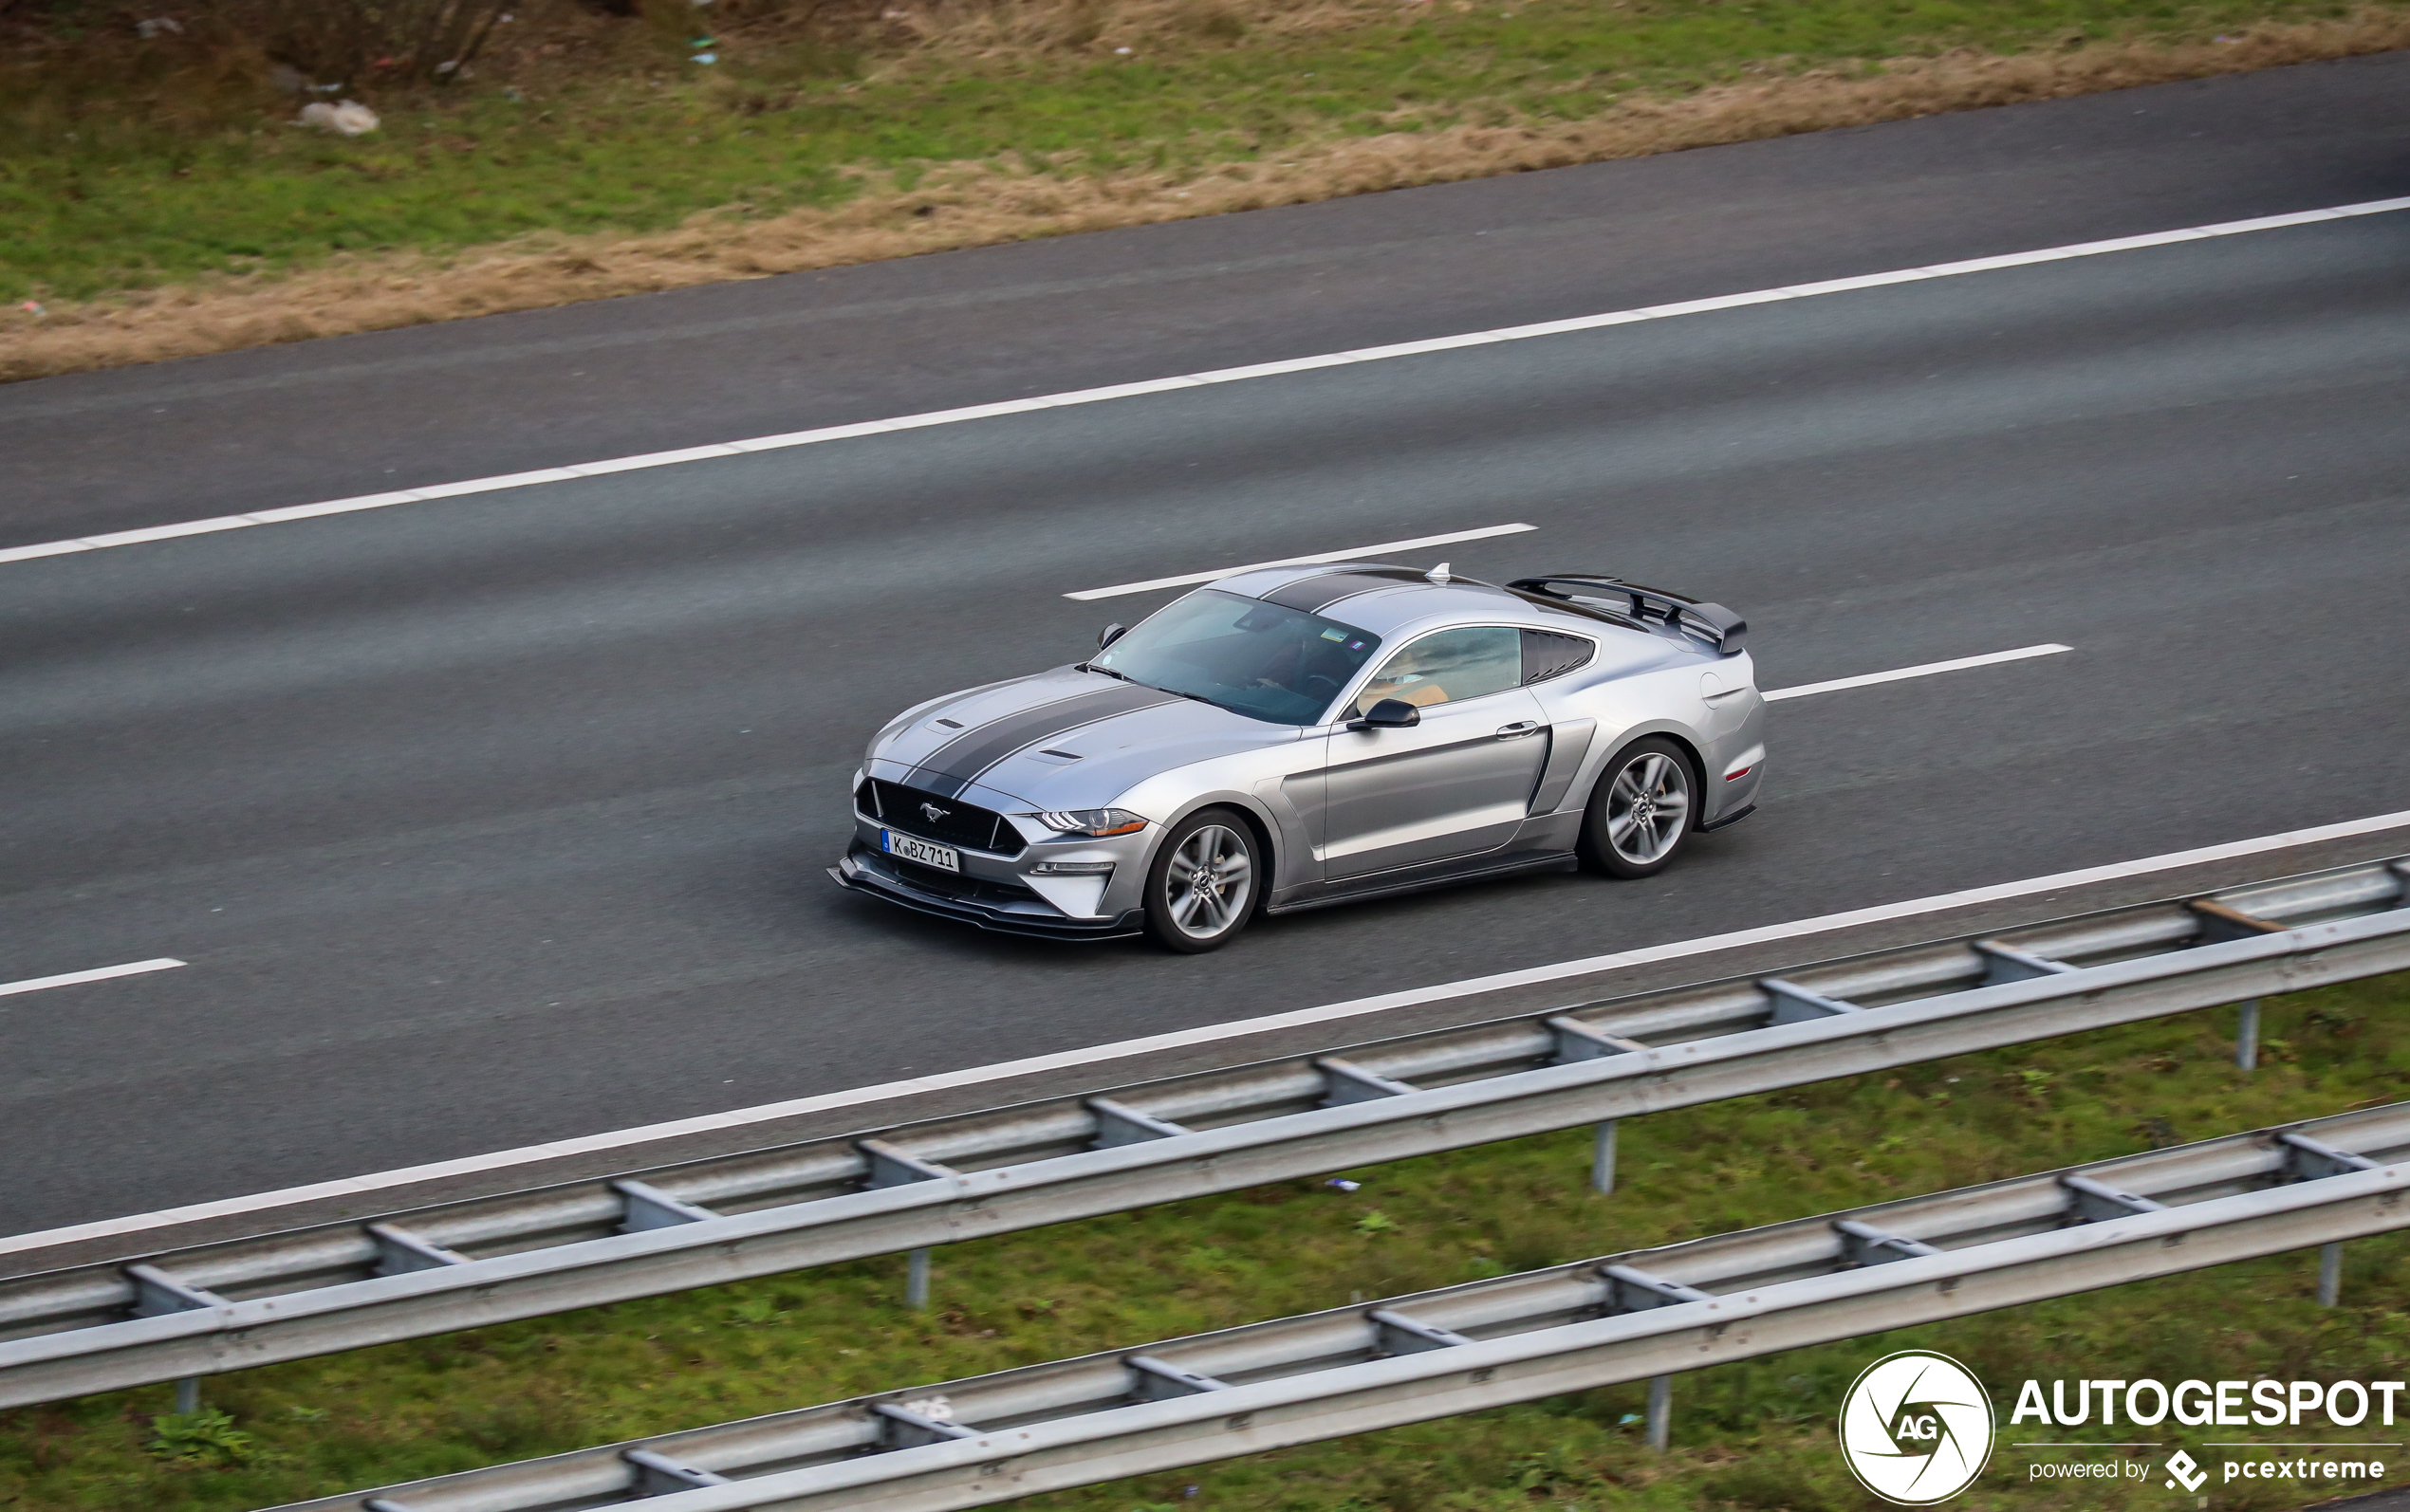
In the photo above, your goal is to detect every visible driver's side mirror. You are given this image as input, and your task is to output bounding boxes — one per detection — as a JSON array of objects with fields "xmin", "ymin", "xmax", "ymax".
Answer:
[
  {"xmin": 1098, "ymin": 622, "xmax": 1127, "ymax": 650},
  {"xmin": 1345, "ymin": 697, "xmax": 1420, "ymax": 732}
]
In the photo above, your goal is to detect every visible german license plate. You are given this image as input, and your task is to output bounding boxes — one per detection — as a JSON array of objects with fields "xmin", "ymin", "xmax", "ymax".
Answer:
[{"xmin": 882, "ymin": 830, "xmax": 959, "ymax": 872}]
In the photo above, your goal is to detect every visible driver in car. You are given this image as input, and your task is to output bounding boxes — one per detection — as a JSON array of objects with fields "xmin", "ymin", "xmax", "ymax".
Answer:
[
  {"xmin": 1350, "ymin": 640, "xmax": 1455, "ymax": 713},
  {"xmin": 1238, "ymin": 618, "xmax": 1366, "ymax": 709}
]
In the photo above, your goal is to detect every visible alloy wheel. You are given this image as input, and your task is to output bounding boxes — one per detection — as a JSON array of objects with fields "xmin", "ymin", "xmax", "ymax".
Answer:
[
  {"xmin": 1163, "ymin": 823, "xmax": 1252, "ymax": 939},
  {"xmin": 1605, "ymin": 750, "xmax": 1691, "ymax": 866}
]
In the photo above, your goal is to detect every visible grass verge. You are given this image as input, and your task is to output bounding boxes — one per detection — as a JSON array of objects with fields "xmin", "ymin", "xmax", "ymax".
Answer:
[
  {"xmin": 3, "ymin": 1, "xmax": 2408, "ymax": 382},
  {"xmin": 3, "ymin": 971, "xmax": 2407, "ymax": 1508}
]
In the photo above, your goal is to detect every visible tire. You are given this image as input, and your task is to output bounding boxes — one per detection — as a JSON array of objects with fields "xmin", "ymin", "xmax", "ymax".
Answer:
[
  {"xmin": 1579, "ymin": 736, "xmax": 1698, "ymax": 879},
  {"xmin": 1143, "ymin": 807, "xmax": 1261, "ymax": 953}
]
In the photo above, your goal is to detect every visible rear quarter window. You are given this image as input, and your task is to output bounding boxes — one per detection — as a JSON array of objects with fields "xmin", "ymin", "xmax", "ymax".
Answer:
[{"xmin": 1521, "ymin": 629, "xmax": 1596, "ymax": 685}]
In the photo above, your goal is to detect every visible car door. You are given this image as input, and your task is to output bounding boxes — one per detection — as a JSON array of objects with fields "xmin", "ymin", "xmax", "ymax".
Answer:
[{"xmin": 1318, "ymin": 625, "xmax": 1549, "ymax": 880}]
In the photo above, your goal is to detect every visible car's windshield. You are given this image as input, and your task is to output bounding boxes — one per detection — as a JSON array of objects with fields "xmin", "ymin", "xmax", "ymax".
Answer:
[{"xmin": 1091, "ymin": 590, "xmax": 1382, "ymax": 725}]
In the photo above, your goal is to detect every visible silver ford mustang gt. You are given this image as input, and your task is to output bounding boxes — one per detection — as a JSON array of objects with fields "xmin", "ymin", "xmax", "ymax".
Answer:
[{"xmin": 832, "ymin": 562, "xmax": 1765, "ymax": 951}]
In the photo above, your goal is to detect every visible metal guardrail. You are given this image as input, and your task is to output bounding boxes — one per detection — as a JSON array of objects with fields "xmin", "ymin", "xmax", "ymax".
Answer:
[
  {"xmin": 4, "ymin": 857, "xmax": 2407, "ymax": 1410},
  {"xmin": 282, "ymin": 1099, "xmax": 2410, "ymax": 1512}
]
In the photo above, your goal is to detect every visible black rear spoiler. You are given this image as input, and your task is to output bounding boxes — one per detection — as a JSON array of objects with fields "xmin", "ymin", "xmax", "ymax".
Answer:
[{"xmin": 1507, "ymin": 575, "xmax": 1747, "ymax": 656}]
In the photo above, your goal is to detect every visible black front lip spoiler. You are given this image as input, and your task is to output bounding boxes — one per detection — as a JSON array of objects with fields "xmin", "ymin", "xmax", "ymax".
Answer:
[{"xmin": 830, "ymin": 850, "xmax": 1144, "ymax": 942}]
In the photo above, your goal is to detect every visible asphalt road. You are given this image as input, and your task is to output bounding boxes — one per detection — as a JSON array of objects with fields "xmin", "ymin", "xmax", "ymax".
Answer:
[{"xmin": 3, "ymin": 52, "xmax": 2408, "ymax": 1246}]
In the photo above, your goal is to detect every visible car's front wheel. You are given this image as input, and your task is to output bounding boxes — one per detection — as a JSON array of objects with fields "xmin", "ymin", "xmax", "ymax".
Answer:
[
  {"xmin": 1144, "ymin": 807, "xmax": 1260, "ymax": 953},
  {"xmin": 1579, "ymin": 736, "xmax": 1696, "ymax": 879}
]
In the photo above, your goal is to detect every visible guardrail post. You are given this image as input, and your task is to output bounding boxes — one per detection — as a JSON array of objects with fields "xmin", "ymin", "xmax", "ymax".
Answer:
[
  {"xmin": 1316, "ymin": 1057, "xmax": 1418, "ymax": 1106},
  {"xmin": 2189, "ymin": 901, "xmax": 2279, "ymax": 1074},
  {"xmin": 624, "ymin": 1447, "xmax": 732, "ymax": 1493},
  {"xmin": 1367, "ymin": 1308, "xmax": 1474, "ymax": 1355},
  {"xmin": 2061, "ymin": 1174, "xmax": 2165, "ymax": 1223},
  {"xmin": 1974, "ymin": 940, "xmax": 2076, "ymax": 983},
  {"xmin": 1597, "ymin": 1263, "xmax": 1706, "ymax": 1454},
  {"xmin": 1547, "ymin": 1017, "xmax": 1645, "ymax": 1197},
  {"xmin": 1759, "ymin": 978, "xmax": 1862, "ymax": 1026},
  {"xmin": 1126, "ymin": 1355, "xmax": 1231, "ymax": 1399},
  {"xmin": 1087, "ymin": 1097, "xmax": 1190, "ymax": 1147},
  {"xmin": 612, "ymin": 1180, "xmax": 719, "ymax": 1233},
  {"xmin": 860, "ymin": 1140, "xmax": 955, "ymax": 1312},
  {"xmin": 126, "ymin": 1263, "xmax": 221, "ymax": 1416},
  {"xmin": 2278, "ymin": 1132, "xmax": 2372, "ymax": 1306}
]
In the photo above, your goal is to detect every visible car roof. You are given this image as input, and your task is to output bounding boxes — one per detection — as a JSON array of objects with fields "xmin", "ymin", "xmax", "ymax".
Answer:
[{"xmin": 1208, "ymin": 562, "xmax": 1621, "ymax": 640}]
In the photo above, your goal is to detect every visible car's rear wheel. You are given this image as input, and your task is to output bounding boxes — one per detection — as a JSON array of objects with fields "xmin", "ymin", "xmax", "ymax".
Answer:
[
  {"xmin": 1144, "ymin": 807, "xmax": 1259, "ymax": 953},
  {"xmin": 1579, "ymin": 737, "xmax": 1696, "ymax": 879}
]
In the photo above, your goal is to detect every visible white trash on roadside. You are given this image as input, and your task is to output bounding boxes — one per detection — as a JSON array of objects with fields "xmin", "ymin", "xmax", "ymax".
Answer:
[{"xmin": 298, "ymin": 101, "xmax": 380, "ymax": 137}]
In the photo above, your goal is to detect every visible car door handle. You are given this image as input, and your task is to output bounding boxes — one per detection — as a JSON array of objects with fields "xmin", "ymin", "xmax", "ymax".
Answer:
[
  {"xmin": 1703, "ymin": 687, "xmax": 1748, "ymax": 703},
  {"xmin": 1495, "ymin": 721, "xmax": 1541, "ymax": 739}
]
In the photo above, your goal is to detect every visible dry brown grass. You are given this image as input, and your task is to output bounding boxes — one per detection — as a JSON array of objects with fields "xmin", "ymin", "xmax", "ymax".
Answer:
[
  {"xmin": 7, "ymin": 10, "xmax": 2407, "ymax": 385},
  {"xmin": 883, "ymin": 0, "xmax": 1405, "ymax": 65}
]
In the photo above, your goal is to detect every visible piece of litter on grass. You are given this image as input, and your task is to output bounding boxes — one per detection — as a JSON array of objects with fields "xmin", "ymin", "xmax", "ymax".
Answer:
[
  {"xmin": 1114, "ymin": 46, "xmax": 1133, "ymax": 53},
  {"xmin": 18, "ymin": 301, "xmax": 44, "ymax": 318},
  {"xmin": 503, "ymin": 85, "xmax": 525, "ymax": 101},
  {"xmin": 1325, "ymin": 1177, "xmax": 1360, "ymax": 1191},
  {"xmin": 299, "ymin": 101, "xmax": 380, "ymax": 136},
  {"xmin": 136, "ymin": 16, "xmax": 183, "ymax": 37},
  {"xmin": 1619, "ymin": 1411, "xmax": 1643, "ymax": 1425},
  {"xmin": 691, "ymin": 51, "xmax": 717, "ymax": 64}
]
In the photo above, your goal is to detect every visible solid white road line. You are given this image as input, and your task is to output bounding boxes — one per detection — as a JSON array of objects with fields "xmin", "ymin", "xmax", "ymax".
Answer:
[
  {"xmin": 1764, "ymin": 643, "xmax": 2073, "ymax": 702},
  {"xmin": 7, "ymin": 195, "xmax": 2408, "ymax": 572},
  {"xmin": 13, "ymin": 807, "xmax": 2410, "ymax": 1258},
  {"xmin": 0, "ymin": 958, "xmax": 184, "ymax": 1001},
  {"xmin": 1066, "ymin": 523, "xmax": 1538, "ymax": 600}
]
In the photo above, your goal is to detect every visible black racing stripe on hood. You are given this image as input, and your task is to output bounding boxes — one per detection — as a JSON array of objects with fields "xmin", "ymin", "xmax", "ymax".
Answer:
[
  {"xmin": 912, "ymin": 682, "xmax": 1183, "ymax": 798},
  {"xmin": 1260, "ymin": 567, "xmax": 1422, "ymax": 614}
]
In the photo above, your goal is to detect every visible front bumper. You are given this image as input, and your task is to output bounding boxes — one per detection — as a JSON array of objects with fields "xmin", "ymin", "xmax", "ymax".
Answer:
[{"xmin": 831, "ymin": 846, "xmax": 1145, "ymax": 941}]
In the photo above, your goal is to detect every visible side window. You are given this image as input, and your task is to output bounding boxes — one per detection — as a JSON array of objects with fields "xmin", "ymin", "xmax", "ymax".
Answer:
[
  {"xmin": 1520, "ymin": 628, "xmax": 1596, "ymax": 685},
  {"xmin": 1348, "ymin": 626, "xmax": 1522, "ymax": 717}
]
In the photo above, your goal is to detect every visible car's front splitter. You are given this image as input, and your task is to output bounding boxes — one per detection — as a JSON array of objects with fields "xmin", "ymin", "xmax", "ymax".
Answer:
[{"xmin": 830, "ymin": 848, "xmax": 1144, "ymax": 942}]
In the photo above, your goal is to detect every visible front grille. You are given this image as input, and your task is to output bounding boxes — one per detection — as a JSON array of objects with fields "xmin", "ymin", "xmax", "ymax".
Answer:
[
  {"xmin": 890, "ymin": 859, "xmax": 1038, "ymax": 904},
  {"xmin": 862, "ymin": 779, "xmax": 1025, "ymax": 857}
]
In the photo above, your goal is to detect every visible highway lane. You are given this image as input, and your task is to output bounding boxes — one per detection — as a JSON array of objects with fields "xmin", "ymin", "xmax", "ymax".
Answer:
[
  {"xmin": 4, "ymin": 50, "xmax": 2408, "ymax": 546},
  {"xmin": 5, "ymin": 77, "xmax": 2410, "ymax": 1245}
]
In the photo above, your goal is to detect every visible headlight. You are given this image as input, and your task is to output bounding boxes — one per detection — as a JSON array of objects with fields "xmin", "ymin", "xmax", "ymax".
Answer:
[{"xmin": 1035, "ymin": 808, "xmax": 1148, "ymax": 837}]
